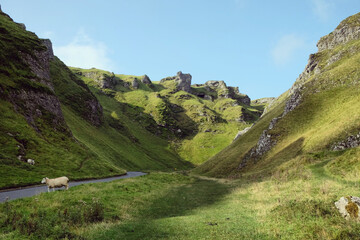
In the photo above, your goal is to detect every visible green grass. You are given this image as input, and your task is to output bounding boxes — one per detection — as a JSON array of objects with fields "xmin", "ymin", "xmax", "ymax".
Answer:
[
  {"xmin": 196, "ymin": 17, "xmax": 360, "ymax": 178},
  {"xmin": 62, "ymin": 86, "xmax": 191, "ymax": 171},
  {"xmin": 1, "ymin": 162, "xmax": 360, "ymax": 240},
  {"xmin": 71, "ymin": 68, "xmax": 261, "ymax": 165}
]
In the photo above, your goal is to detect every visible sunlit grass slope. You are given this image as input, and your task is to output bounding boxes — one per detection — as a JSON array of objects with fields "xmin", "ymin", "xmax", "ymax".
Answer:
[
  {"xmin": 71, "ymin": 67, "xmax": 261, "ymax": 165},
  {"xmin": 196, "ymin": 13, "xmax": 360, "ymax": 179}
]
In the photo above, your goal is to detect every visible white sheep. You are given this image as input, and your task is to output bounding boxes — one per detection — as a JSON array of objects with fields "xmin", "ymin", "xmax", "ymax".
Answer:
[
  {"xmin": 27, "ymin": 159, "xmax": 35, "ymax": 165},
  {"xmin": 41, "ymin": 176, "xmax": 69, "ymax": 192}
]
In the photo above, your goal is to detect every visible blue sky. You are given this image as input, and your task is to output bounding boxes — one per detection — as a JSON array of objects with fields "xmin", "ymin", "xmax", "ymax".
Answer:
[{"xmin": 2, "ymin": 0, "xmax": 359, "ymax": 99}]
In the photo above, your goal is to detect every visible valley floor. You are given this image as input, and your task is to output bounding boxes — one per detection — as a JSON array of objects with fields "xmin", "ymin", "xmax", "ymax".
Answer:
[{"xmin": 1, "ymin": 158, "xmax": 359, "ymax": 239}]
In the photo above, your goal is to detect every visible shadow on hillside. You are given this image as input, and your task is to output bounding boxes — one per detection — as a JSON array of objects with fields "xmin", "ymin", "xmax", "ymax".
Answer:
[
  {"xmin": 100, "ymin": 177, "xmax": 271, "ymax": 239},
  {"xmin": 239, "ymin": 137, "xmax": 305, "ymax": 183}
]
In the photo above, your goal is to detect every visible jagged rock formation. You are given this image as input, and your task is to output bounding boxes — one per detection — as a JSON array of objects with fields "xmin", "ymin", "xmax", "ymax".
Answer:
[
  {"xmin": 252, "ymin": 97, "xmax": 275, "ymax": 105},
  {"xmin": 317, "ymin": 15, "xmax": 360, "ymax": 51},
  {"xmin": 132, "ymin": 78, "xmax": 139, "ymax": 89},
  {"xmin": 80, "ymin": 71, "xmax": 118, "ymax": 89},
  {"xmin": 332, "ymin": 132, "xmax": 360, "ymax": 151},
  {"xmin": 142, "ymin": 74, "xmax": 152, "ymax": 84},
  {"xmin": 175, "ymin": 71, "xmax": 192, "ymax": 92},
  {"xmin": 8, "ymin": 38, "xmax": 69, "ymax": 132}
]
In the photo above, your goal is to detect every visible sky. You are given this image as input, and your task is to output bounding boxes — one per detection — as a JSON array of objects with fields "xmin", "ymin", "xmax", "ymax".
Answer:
[{"xmin": 2, "ymin": 0, "xmax": 359, "ymax": 99}]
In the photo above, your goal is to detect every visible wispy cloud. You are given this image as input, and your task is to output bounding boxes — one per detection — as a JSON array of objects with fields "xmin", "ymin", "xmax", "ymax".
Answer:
[
  {"xmin": 310, "ymin": 0, "xmax": 335, "ymax": 22},
  {"xmin": 271, "ymin": 34, "xmax": 305, "ymax": 65},
  {"xmin": 54, "ymin": 30, "xmax": 113, "ymax": 71}
]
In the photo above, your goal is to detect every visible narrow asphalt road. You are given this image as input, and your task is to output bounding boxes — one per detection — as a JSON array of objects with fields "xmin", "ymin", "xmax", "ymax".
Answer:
[{"xmin": 0, "ymin": 171, "xmax": 147, "ymax": 203}]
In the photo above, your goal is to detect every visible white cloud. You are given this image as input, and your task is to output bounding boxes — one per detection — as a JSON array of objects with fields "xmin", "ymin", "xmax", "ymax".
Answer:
[
  {"xmin": 311, "ymin": 0, "xmax": 334, "ymax": 22},
  {"xmin": 271, "ymin": 34, "xmax": 305, "ymax": 65},
  {"xmin": 54, "ymin": 30, "xmax": 113, "ymax": 71}
]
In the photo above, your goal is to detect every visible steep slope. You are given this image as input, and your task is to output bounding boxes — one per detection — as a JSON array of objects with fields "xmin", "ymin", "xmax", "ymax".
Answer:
[
  {"xmin": 70, "ymin": 68, "xmax": 262, "ymax": 164},
  {"xmin": 0, "ymin": 10, "xmax": 126, "ymax": 188},
  {"xmin": 196, "ymin": 12, "xmax": 360, "ymax": 179},
  {"xmin": 0, "ymin": 9, "xmax": 190, "ymax": 189}
]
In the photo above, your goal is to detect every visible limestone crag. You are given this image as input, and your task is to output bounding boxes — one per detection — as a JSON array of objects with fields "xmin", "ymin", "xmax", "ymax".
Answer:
[
  {"xmin": 10, "ymin": 38, "xmax": 70, "ymax": 132},
  {"xmin": 203, "ymin": 81, "xmax": 251, "ymax": 105},
  {"xmin": 238, "ymin": 130, "xmax": 276, "ymax": 170},
  {"xmin": 81, "ymin": 72, "xmax": 118, "ymax": 89},
  {"xmin": 317, "ymin": 13, "xmax": 360, "ymax": 51},
  {"xmin": 132, "ymin": 78, "xmax": 139, "ymax": 89},
  {"xmin": 332, "ymin": 132, "xmax": 360, "ymax": 151},
  {"xmin": 252, "ymin": 97, "xmax": 275, "ymax": 105},
  {"xmin": 19, "ymin": 39, "xmax": 55, "ymax": 91},
  {"xmin": 205, "ymin": 80, "xmax": 227, "ymax": 89},
  {"xmin": 141, "ymin": 75, "xmax": 152, "ymax": 84},
  {"xmin": 233, "ymin": 126, "xmax": 252, "ymax": 141},
  {"xmin": 175, "ymin": 71, "xmax": 192, "ymax": 93}
]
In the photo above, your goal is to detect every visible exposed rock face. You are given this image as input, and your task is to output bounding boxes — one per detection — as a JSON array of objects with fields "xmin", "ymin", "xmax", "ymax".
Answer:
[
  {"xmin": 132, "ymin": 78, "xmax": 139, "ymax": 89},
  {"xmin": 20, "ymin": 39, "xmax": 55, "ymax": 91},
  {"xmin": 317, "ymin": 14, "xmax": 360, "ymax": 51},
  {"xmin": 82, "ymin": 72, "xmax": 117, "ymax": 89},
  {"xmin": 142, "ymin": 74, "xmax": 152, "ymax": 84},
  {"xmin": 252, "ymin": 97, "xmax": 275, "ymax": 105},
  {"xmin": 41, "ymin": 39, "xmax": 54, "ymax": 60},
  {"xmin": 233, "ymin": 126, "xmax": 252, "ymax": 141},
  {"xmin": 238, "ymin": 130, "xmax": 276, "ymax": 170},
  {"xmin": 17, "ymin": 23, "xmax": 26, "ymax": 30},
  {"xmin": 175, "ymin": 71, "xmax": 192, "ymax": 92},
  {"xmin": 335, "ymin": 196, "xmax": 360, "ymax": 220},
  {"xmin": 269, "ymin": 117, "xmax": 281, "ymax": 130},
  {"xmin": 85, "ymin": 99, "xmax": 103, "ymax": 127},
  {"xmin": 10, "ymin": 90, "xmax": 68, "ymax": 132},
  {"xmin": 204, "ymin": 81, "xmax": 251, "ymax": 105},
  {"xmin": 205, "ymin": 80, "xmax": 227, "ymax": 89},
  {"xmin": 332, "ymin": 132, "xmax": 360, "ymax": 151},
  {"xmin": 11, "ymin": 40, "xmax": 69, "ymax": 132},
  {"xmin": 283, "ymin": 87, "xmax": 303, "ymax": 116}
]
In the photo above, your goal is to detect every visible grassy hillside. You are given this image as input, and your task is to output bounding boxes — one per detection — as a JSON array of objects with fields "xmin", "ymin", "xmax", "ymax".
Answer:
[
  {"xmin": 0, "ymin": 10, "xmax": 191, "ymax": 189},
  {"xmin": 71, "ymin": 67, "xmax": 261, "ymax": 164},
  {"xmin": 0, "ymin": 10, "xmax": 127, "ymax": 189},
  {"xmin": 196, "ymin": 12, "xmax": 360, "ymax": 180}
]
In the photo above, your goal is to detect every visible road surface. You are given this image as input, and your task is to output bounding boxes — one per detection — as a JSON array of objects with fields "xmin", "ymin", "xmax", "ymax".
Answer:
[{"xmin": 0, "ymin": 171, "xmax": 147, "ymax": 203}]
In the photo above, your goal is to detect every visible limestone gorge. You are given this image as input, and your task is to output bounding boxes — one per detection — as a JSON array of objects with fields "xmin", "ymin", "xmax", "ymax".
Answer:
[{"xmin": 1, "ymin": 4, "xmax": 360, "ymax": 239}]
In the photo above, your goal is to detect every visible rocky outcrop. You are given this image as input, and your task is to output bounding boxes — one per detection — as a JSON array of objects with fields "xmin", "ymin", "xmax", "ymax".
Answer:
[
  {"xmin": 283, "ymin": 87, "xmax": 303, "ymax": 116},
  {"xmin": 132, "ymin": 78, "xmax": 139, "ymax": 89},
  {"xmin": 332, "ymin": 132, "xmax": 360, "ymax": 151},
  {"xmin": 82, "ymin": 72, "xmax": 118, "ymax": 89},
  {"xmin": 141, "ymin": 75, "xmax": 152, "ymax": 84},
  {"xmin": 233, "ymin": 126, "xmax": 252, "ymax": 141},
  {"xmin": 19, "ymin": 39, "xmax": 55, "ymax": 91},
  {"xmin": 252, "ymin": 97, "xmax": 275, "ymax": 105},
  {"xmin": 10, "ymin": 90, "xmax": 68, "ymax": 132},
  {"xmin": 238, "ymin": 130, "xmax": 276, "ymax": 170},
  {"xmin": 335, "ymin": 196, "xmax": 360, "ymax": 220},
  {"xmin": 205, "ymin": 80, "xmax": 227, "ymax": 89},
  {"xmin": 10, "ymin": 39, "xmax": 70, "ymax": 132},
  {"xmin": 204, "ymin": 81, "xmax": 251, "ymax": 105},
  {"xmin": 317, "ymin": 13, "xmax": 360, "ymax": 52},
  {"xmin": 175, "ymin": 71, "xmax": 192, "ymax": 92},
  {"xmin": 41, "ymin": 39, "xmax": 54, "ymax": 60}
]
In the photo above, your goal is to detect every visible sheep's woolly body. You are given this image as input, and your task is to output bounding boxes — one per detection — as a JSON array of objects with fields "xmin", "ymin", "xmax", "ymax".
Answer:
[{"xmin": 41, "ymin": 176, "xmax": 69, "ymax": 192}]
